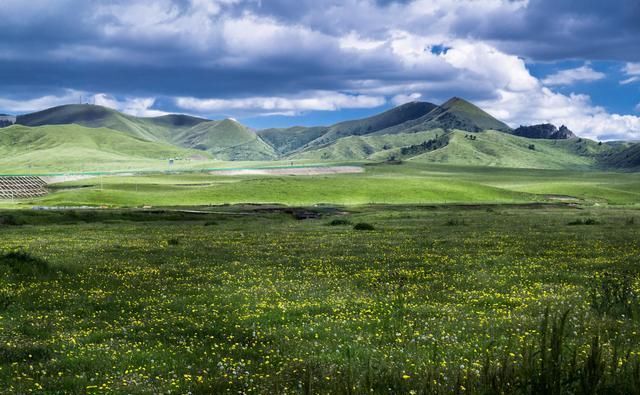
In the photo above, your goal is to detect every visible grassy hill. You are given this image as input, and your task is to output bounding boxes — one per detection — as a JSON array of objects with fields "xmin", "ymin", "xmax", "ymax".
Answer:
[
  {"xmin": 257, "ymin": 126, "xmax": 328, "ymax": 155},
  {"xmin": 5, "ymin": 99, "xmax": 638, "ymax": 171},
  {"xmin": 16, "ymin": 104, "xmax": 201, "ymax": 142},
  {"xmin": 410, "ymin": 130, "xmax": 617, "ymax": 169},
  {"xmin": 16, "ymin": 104, "xmax": 275, "ymax": 160},
  {"xmin": 370, "ymin": 97, "xmax": 512, "ymax": 136},
  {"xmin": 292, "ymin": 128, "xmax": 621, "ymax": 170},
  {"xmin": 601, "ymin": 143, "xmax": 640, "ymax": 169},
  {"xmin": 174, "ymin": 119, "xmax": 277, "ymax": 160},
  {"xmin": 0, "ymin": 124, "xmax": 207, "ymax": 173}
]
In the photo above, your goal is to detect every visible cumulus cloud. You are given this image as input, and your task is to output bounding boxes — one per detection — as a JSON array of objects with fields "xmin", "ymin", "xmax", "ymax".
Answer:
[
  {"xmin": 176, "ymin": 91, "xmax": 386, "ymax": 114},
  {"xmin": 0, "ymin": 90, "xmax": 82, "ymax": 113},
  {"xmin": 0, "ymin": 0, "xmax": 639, "ymax": 139},
  {"xmin": 542, "ymin": 65, "xmax": 606, "ymax": 86},
  {"xmin": 92, "ymin": 94, "xmax": 168, "ymax": 117}
]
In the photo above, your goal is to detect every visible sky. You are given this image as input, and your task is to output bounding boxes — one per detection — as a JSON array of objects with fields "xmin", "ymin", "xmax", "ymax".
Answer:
[{"xmin": 1, "ymin": 0, "xmax": 640, "ymax": 140}]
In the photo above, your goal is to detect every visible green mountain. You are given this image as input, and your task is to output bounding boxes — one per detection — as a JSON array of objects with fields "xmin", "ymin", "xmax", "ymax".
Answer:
[
  {"xmin": 258, "ymin": 102, "xmax": 437, "ymax": 155},
  {"xmin": 174, "ymin": 119, "xmax": 277, "ymax": 160},
  {"xmin": 16, "ymin": 104, "xmax": 203, "ymax": 142},
  {"xmin": 368, "ymin": 97, "xmax": 512, "ymax": 136},
  {"xmin": 293, "ymin": 128, "xmax": 624, "ymax": 170},
  {"xmin": 15, "ymin": 104, "xmax": 273, "ymax": 160},
  {"xmin": 602, "ymin": 143, "xmax": 640, "ymax": 169},
  {"xmin": 4, "ymin": 98, "xmax": 638, "ymax": 172},
  {"xmin": 0, "ymin": 124, "xmax": 206, "ymax": 172}
]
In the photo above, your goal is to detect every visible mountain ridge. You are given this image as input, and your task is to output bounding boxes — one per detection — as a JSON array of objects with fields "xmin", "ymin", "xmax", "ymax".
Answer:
[{"xmin": 2, "ymin": 98, "xmax": 639, "ymax": 170}]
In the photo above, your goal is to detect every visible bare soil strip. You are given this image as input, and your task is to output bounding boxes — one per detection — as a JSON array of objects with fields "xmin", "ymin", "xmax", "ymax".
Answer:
[{"xmin": 210, "ymin": 166, "xmax": 364, "ymax": 176}]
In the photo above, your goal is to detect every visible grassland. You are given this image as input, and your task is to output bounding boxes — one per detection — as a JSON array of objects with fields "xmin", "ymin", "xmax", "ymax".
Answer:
[
  {"xmin": 1, "ymin": 206, "xmax": 639, "ymax": 393},
  {"xmin": 2, "ymin": 162, "xmax": 638, "ymax": 208}
]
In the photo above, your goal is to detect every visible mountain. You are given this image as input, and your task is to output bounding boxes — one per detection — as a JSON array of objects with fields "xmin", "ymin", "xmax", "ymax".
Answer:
[
  {"xmin": 16, "ymin": 104, "xmax": 209, "ymax": 143},
  {"xmin": 258, "ymin": 102, "xmax": 438, "ymax": 154},
  {"xmin": 15, "ymin": 104, "xmax": 273, "ymax": 160},
  {"xmin": 292, "ymin": 128, "xmax": 620, "ymax": 170},
  {"xmin": 257, "ymin": 126, "xmax": 328, "ymax": 155},
  {"xmin": 513, "ymin": 124, "xmax": 576, "ymax": 139},
  {"xmin": 368, "ymin": 97, "xmax": 512, "ymax": 136},
  {"xmin": 0, "ymin": 124, "xmax": 206, "ymax": 172},
  {"xmin": 174, "ymin": 119, "xmax": 277, "ymax": 160},
  {"xmin": 602, "ymin": 143, "xmax": 640, "ymax": 169},
  {"xmin": 4, "ymin": 98, "xmax": 638, "ymax": 171}
]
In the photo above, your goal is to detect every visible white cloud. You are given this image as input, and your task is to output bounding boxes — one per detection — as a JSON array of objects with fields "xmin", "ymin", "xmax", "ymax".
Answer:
[
  {"xmin": 620, "ymin": 62, "xmax": 640, "ymax": 84},
  {"xmin": 635, "ymin": 102, "xmax": 640, "ymax": 112},
  {"xmin": 542, "ymin": 65, "xmax": 605, "ymax": 86},
  {"xmin": 0, "ymin": 90, "xmax": 82, "ymax": 113},
  {"xmin": 176, "ymin": 91, "xmax": 385, "ymax": 114},
  {"xmin": 92, "ymin": 94, "xmax": 168, "ymax": 117},
  {"xmin": 391, "ymin": 93, "xmax": 422, "ymax": 106}
]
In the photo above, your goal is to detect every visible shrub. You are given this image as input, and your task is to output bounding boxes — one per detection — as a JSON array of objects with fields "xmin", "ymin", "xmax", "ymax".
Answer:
[
  {"xmin": 626, "ymin": 217, "xmax": 635, "ymax": 226},
  {"xmin": 167, "ymin": 238, "xmax": 180, "ymax": 246},
  {"xmin": 568, "ymin": 218, "xmax": 599, "ymax": 226},
  {"xmin": 445, "ymin": 218, "xmax": 466, "ymax": 226},
  {"xmin": 204, "ymin": 221, "xmax": 218, "ymax": 227},
  {"xmin": 0, "ymin": 215, "xmax": 23, "ymax": 226},
  {"xmin": 353, "ymin": 223, "xmax": 375, "ymax": 231},
  {"xmin": 328, "ymin": 219, "xmax": 351, "ymax": 226}
]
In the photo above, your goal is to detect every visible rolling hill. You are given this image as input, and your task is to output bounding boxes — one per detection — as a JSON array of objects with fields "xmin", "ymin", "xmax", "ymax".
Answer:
[
  {"xmin": 15, "ymin": 104, "xmax": 274, "ymax": 160},
  {"xmin": 2, "ymin": 98, "xmax": 638, "ymax": 172},
  {"xmin": 0, "ymin": 124, "xmax": 206, "ymax": 172},
  {"xmin": 174, "ymin": 119, "xmax": 277, "ymax": 160}
]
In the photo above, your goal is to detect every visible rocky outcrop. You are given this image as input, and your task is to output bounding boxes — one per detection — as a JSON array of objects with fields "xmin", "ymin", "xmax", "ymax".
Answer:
[{"xmin": 513, "ymin": 124, "xmax": 576, "ymax": 139}]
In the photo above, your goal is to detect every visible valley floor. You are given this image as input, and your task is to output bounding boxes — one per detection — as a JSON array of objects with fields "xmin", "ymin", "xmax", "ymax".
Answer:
[
  {"xmin": 0, "ymin": 206, "xmax": 639, "ymax": 393},
  {"xmin": 1, "ymin": 162, "xmax": 640, "ymax": 208}
]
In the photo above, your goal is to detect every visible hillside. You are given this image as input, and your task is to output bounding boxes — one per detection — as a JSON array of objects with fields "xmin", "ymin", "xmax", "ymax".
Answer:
[
  {"xmin": 16, "ymin": 104, "xmax": 274, "ymax": 160},
  {"xmin": 0, "ymin": 124, "xmax": 206, "ymax": 172},
  {"xmin": 602, "ymin": 143, "xmax": 640, "ymax": 169},
  {"xmin": 257, "ymin": 126, "xmax": 328, "ymax": 155},
  {"xmin": 370, "ymin": 97, "xmax": 512, "ymax": 136},
  {"xmin": 293, "ymin": 128, "xmax": 620, "ymax": 170},
  {"xmin": 3, "ymin": 98, "xmax": 638, "ymax": 171},
  {"xmin": 174, "ymin": 119, "xmax": 277, "ymax": 160},
  {"xmin": 257, "ymin": 102, "xmax": 438, "ymax": 156}
]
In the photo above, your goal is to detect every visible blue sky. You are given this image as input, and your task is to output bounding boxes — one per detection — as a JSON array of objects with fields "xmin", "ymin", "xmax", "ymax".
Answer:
[{"xmin": 1, "ymin": 0, "xmax": 640, "ymax": 139}]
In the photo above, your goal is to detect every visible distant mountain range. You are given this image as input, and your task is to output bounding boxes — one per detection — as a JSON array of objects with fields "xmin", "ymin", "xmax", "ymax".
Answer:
[{"xmin": 1, "ymin": 97, "xmax": 639, "ymax": 170}]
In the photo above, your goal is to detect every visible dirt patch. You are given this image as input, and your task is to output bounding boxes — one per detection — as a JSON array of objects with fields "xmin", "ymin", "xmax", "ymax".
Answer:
[
  {"xmin": 544, "ymin": 194, "xmax": 581, "ymax": 201},
  {"xmin": 210, "ymin": 166, "xmax": 364, "ymax": 176}
]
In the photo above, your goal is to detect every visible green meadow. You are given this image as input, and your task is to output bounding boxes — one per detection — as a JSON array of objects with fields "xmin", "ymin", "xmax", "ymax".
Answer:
[
  {"xmin": 1, "ymin": 162, "xmax": 639, "ymax": 394},
  {"xmin": 1, "ymin": 206, "xmax": 639, "ymax": 393},
  {"xmin": 2, "ymin": 162, "xmax": 639, "ymax": 208}
]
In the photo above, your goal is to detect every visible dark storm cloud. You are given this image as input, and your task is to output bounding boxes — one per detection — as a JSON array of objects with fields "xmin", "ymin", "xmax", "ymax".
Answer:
[{"xmin": 461, "ymin": 0, "xmax": 640, "ymax": 61}]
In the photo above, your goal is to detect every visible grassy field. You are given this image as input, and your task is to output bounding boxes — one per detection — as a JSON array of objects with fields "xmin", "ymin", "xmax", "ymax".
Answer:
[
  {"xmin": 1, "ymin": 206, "xmax": 639, "ymax": 393},
  {"xmin": 2, "ymin": 162, "xmax": 639, "ymax": 208}
]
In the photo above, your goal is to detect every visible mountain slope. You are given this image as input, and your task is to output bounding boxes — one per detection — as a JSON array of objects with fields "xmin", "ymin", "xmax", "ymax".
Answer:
[
  {"xmin": 410, "ymin": 130, "xmax": 617, "ymax": 169},
  {"xmin": 17, "ymin": 104, "xmax": 212, "ymax": 143},
  {"xmin": 255, "ymin": 102, "xmax": 437, "ymax": 156},
  {"xmin": 175, "ymin": 119, "xmax": 277, "ymax": 160},
  {"xmin": 371, "ymin": 97, "xmax": 512, "ymax": 136},
  {"xmin": 0, "ymin": 124, "xmax": 207, "ymax": 172},
  {"xmin": 16, "ymin": 104, "xmax": 275, "ymax": 159},
  {"xmin": 257, "ymin": 126, "xmax": 328, "ymax": 155},
  {"xmin": 513, "ymin": 124, "xmax": 576, "ymax": 139},
  {"xmin": 602, "ymin": 143, "xmax": 640, "ymax": 169}
]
